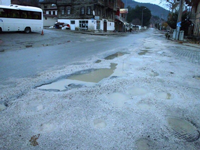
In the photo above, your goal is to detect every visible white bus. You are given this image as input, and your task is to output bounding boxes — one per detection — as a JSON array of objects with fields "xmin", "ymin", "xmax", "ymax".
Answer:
[{"xmin": 0, "ymin": 4, "xmax": 43, "ymax": 33}]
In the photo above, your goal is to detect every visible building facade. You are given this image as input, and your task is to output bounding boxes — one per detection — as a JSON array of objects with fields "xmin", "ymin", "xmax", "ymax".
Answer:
[
  {"xmin": 40, "ymin": 0, "xmax": 120, "ymax": 31},
  {"xmin": 56, "ymin": 0, "xmax": 117, "ymax": 31},
  {"xmin": 39, "ymin": 0, "xmax": 58, "ymax": 27}
]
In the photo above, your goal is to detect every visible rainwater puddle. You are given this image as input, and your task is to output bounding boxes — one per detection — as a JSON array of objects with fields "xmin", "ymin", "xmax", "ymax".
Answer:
[
  {"xmin": 104, "ymin": 52, "xmax": 128, "ymax": 60},
  {"xmin": 135, "ymin": 138, "xmax": 155, "ymax": 150},
  {"xmin": 93, "ymin": 119, "xmax": 107, "ymax": 129},
  {"xmin": 193, "ymin": 76, "xmax": 200, "ymax": 80},
  {"xmin": 167, "ymin": 117, "xmax": 200, "ymax": 142},
  {"xmin": 37, "ymin": 63, "xmax": 117, "ymax": 91},
  {"xmin": 138, "ymin": 50, "xmax": 149, "ymax": 55}
]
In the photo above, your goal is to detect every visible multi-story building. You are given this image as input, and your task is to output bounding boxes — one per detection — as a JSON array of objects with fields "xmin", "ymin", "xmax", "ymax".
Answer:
[
  {"xmin": 39, "ymin": 0, "xmax": 58, "ymax": 27},
  {"xmin": 115, "ymin": 0, "xmax": 126, "ymax": 32},
  {"xmin": 185, "ymin": 0, "xmax": 200, "ymax": 36},
  {"xmin": 40, "ymin": 0, "xmax": 118, "ymax": 31}
]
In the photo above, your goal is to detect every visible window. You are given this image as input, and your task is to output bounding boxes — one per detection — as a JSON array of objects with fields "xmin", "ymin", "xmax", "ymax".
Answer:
[
  {"xmin": 80, "ymin": 7, "xmax": 85, "ymax": 15},
  {"xmin": 61, "ymin": 7, "xmax": 65, "ymax": 15},
  {"xmin": 87, "ymin": 6, "xmax": 91, "ymax": 15},
  {"xmin": 0, "ymin": 9, "xmax": 7, "ymax": 17},
  {"xmin": 67, "ymin": 7, "xmax": 71, "ymax": 15},
  {"xmin": 53, "ymin": 11, "xmax": 55, "ymax": 15},
  {"xmin": 0, "ymin": 8, "xmax": 41, "ymax": 19},
  {"xmin": 71, "ymin": 20, "xmax": 75, "ymax": 24}
]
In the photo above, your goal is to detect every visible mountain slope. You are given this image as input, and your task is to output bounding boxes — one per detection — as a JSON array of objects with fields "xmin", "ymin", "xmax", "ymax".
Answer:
[{"xmin": 122, "ymin": 0, "xmax": 169, "ymax": 20}]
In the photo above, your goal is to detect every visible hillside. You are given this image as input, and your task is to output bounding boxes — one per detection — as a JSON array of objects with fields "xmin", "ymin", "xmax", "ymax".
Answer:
[{"xmin": 122, "ymin": 0, "xmax": 169, "ymax": 20}]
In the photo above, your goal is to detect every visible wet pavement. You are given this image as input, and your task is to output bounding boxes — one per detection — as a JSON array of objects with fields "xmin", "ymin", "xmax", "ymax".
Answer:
[{"xmin": 0, "ymin": 28, "xmax": 200, "ymax": 150}]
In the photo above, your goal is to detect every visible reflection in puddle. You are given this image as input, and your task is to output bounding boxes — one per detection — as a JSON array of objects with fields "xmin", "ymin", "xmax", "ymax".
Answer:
[
  {"xmin": 138, "ymin": 50, "xmax": 149, "ymax": 55},
  {"xmin": 67, "ymin": 63, "xmax": 117, "ymax": 83},
  {"xmin": 37, "ymin": 63, "xmax": 117, "ymax": 91},
  {"xmin": 167, "ymin": 117, "xmax": 199, "ymax": 142},
  {"xmin": 104, "ymin": 52, "xmax": 128, "ymax": 60}
]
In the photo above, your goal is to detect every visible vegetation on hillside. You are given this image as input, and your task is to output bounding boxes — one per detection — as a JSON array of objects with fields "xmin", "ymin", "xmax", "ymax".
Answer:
[{"xmin": 127, "ymin": 6, "xmax": 152, "ymax": 27}]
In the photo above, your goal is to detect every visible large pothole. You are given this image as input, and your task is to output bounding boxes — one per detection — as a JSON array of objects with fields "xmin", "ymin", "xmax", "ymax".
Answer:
[
  {"xmin": 36, "ymin": 63, "xmax": 117, "ymax": 91},
  {"xmin": 167, "ymin": 117, "xmax": 200, "ymax": 142}
]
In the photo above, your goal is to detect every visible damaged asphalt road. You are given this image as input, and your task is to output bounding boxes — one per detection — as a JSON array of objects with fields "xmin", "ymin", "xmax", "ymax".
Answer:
[{"xmin": 1, "ymin": 28, "xmax": 200, "ymax": 149}]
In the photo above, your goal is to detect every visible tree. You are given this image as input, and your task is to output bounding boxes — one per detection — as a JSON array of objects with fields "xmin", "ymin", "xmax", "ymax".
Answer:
[
  {"xmin": 160, "ymin": 0, "xmax": 179, "ymax": 12},
  {"xmin": 127, "ymin": 5, "xmax": 152, "ymax": 27}
]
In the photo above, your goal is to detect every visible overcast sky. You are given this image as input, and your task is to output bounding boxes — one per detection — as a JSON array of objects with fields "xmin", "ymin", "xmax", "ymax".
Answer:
[{"xmin": 134, "ymin": 0, "xmax": 161, "ymax": 5}]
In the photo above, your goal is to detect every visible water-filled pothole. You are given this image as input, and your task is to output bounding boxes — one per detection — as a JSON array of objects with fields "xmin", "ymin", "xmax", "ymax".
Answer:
[
  {"xmin": 167, "ymin": 117, "xmax": 200, "ymax": 142},
  {"xmin": 135, "ymin": 138, "xmax": 155, "ymax": 150},
  {"xmin": 37, "ymin": 63, "xmax": 117, "ymax": 91},
  {"xmin": 157, "ymin": 92, "xmax": 171, "ymax": 99},
  {"xmin": 193, "ymin": 76, "xmax": 200, "ymax": 80},
  {"xmin": 104, "ymin": 52, "xmax": 128, "ymax": 60},
  {"xmin": 138, "ymin": 50, "xmax": 149, "ymax": 55},
  {"xmin": 0, "ymin": 104, "xmax": 6, "ymax": 112},
  {"xmin": 95, "ymin": 60, "xmax": 102, "ymax": 63},
  {"xmin": 93, "ymin": 119, "xmax": 107, "ymax": 129}
]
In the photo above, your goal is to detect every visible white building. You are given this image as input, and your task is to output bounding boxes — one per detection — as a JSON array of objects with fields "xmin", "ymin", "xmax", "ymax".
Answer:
[{"xmin": 0, "ymin": 0, "xmax": 11, "ymax": 5}]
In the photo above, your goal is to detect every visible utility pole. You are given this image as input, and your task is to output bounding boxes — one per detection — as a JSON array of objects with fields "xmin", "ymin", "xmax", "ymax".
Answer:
[{"xmin": 175, "ymin": 0, "xmax": 184, "ymax": 40}]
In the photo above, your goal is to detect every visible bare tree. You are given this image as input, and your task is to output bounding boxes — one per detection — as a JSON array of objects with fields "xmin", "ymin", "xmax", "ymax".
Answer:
[{"xmin": 160, "ymin": 0, "xmax": 179, "ymax": 12}]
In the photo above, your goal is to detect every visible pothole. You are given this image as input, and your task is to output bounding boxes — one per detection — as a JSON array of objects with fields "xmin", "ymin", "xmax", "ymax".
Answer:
[
  {"xmin": 0, "ymin": 103, "xmax": 7, "ymax": 111},
  {"xmin": 104, "ymin": 52, "xmax": 128, "ymax": 60},
  {"xmin": 149, "ymin": 71, "xmax": 159, "ymax": 77},
  {"xmin": 157, "ymin": 92, "xmax": 171, "ymax": 99},
  {"xmin": 135, "ymin": 138, "xmax": 155, "ymax": 150},
  {"xmin": 95, "ymin": 60, "xmax": 102, "ymax": 63},
  {"xmin": 37, "ymin": 63, "xmax": 117, "ymax": 91},
  {"xmin": 128, "ymin": 87, "xmax": 148, "ymax": 96},
  {"xmin": 93, "ymin": 119, "xmax": 107, "ymax": 129},
  {"xmin": 193, "ymin": 76, "xmax": 200, "ymax": 80},
  {"xmin": 107, "ymin": 93, "xmax": 129, "ymax": 107},
  {"xmin": 167, "ymin": 117, "xmax": 200, "ymax": 142},
  {"xmin": 138, "ymin": 50, "xmax": 149, "ymax": 55}
]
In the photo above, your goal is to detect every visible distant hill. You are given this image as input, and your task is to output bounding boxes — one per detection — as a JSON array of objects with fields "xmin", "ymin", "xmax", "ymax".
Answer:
[{"xmin": 122, "ymin": 0, "xmax": 169, "ymax": 20}]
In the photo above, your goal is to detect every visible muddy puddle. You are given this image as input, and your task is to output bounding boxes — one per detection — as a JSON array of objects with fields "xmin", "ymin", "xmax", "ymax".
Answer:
[
  {"xmin": 37, "ymin": 63, "xmax": 117, "ymax": 91},
  {"xmin": 167, "ymin": 117, "xmax": 200, "ymax": 142},
  {"xmin": 104, "ymin": 52, "xmax": 128, "ymax": 60},
  {"xmin": 138, "ymin": 50, "xmax": 149, "ymax": 55}
]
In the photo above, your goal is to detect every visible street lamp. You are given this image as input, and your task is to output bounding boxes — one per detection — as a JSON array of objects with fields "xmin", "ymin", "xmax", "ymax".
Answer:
[{"xmin": 141, "ymin": 8, "xmax": 146, "ymax": 27}]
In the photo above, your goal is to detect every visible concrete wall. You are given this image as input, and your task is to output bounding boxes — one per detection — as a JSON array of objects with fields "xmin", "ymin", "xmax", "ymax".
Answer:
[
  {"xmin": 1, "ymin": 0, "xmax": 11, "ymax": 5},
  {"xmin": 44, "ymin": 16, "xmax": 57, "ymax": 27}
]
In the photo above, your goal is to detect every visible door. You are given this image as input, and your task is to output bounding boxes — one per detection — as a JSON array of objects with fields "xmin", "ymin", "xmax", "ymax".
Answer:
[{"xmin": 104, "ymin": 20, "xmax": 107, "ymax": 32}]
